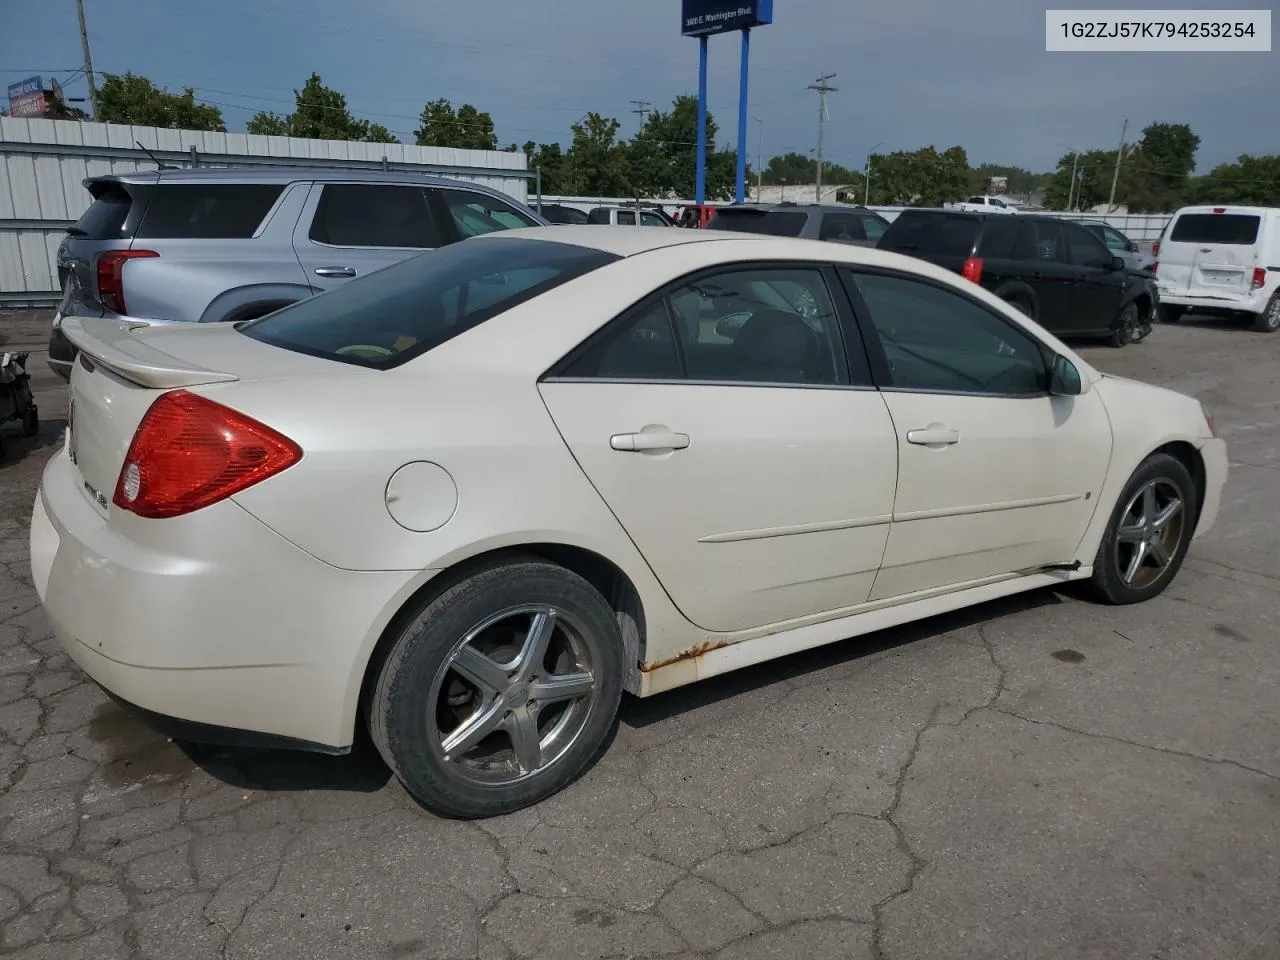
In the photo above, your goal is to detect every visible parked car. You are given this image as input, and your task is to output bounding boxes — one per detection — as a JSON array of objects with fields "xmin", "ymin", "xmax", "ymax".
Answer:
[
  {"xmin": 529, "ymin": 203, "xmax": 590, "ymax": 225},
  {"xmin": 37, "ymin": 225, "xmax": 1226, "ymax": 818},
  {"xmin": 877, "ymin": 209, "xmax": 1157, "ymax": 346},
  {"xmin": 1153, "ymin": 205, "xmax": 1280, "ymax": 332},
  {"xmin": 1078, "ymin": 220, "xmax": 1156, "ymax": 273},
  {"xmin": 953, "ymin": 195, "xmax": 1017, "ymax": 214},
  {"xmin": 47, "ymin": 168, "xmax": 548, "ymax": 379},
  {"xmin": 705, "ymin": 203, "xmax": 890, "ymax": 246},
  {"xmin": 675, "ymin": 204, "xmax": 719, "ymax": 228},
  {"xmin": 586, "ymin": 206, "xmax": 672, "ymax": 227}
]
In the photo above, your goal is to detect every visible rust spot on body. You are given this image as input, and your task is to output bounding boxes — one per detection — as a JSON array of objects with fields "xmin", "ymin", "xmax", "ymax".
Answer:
[{"xmin": 641, "ymin": 638, "xmax": 732, "ymax": 672}]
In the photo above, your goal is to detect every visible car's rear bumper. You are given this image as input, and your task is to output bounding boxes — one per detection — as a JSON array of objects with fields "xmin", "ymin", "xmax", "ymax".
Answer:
[
  {"xmin": 1194, "ymin": 437, "xmax": 1228, "ymax": 539},
  {"xmin": 30, "ymin": 448, "xmax": 418, "ymax": 750},
  {"xmin": 1157, "ymin": 290, "xmax": 1267, "ymax": 313},
  {"xmin": 47, "ymin": 318, "xmax": 76, "ymax": 380}
]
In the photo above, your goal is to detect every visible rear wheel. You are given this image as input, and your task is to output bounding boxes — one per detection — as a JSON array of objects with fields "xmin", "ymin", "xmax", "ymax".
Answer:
[
  {"xmin": 1090, "ymin": 453, "xmax": 1197, "ymax": 605},
  {"xmin": 1253, "ymin": 292, "xmax": 1280, "ymax": 333},
  {"xmin": 369, "ymin": 558, "xmax": 624, "ymax": 818}
]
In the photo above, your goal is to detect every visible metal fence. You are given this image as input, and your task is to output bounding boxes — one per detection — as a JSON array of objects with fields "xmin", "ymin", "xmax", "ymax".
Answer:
[{"xmin": 0, "ymin": 117, "xmax": 532, "ymax": 306}]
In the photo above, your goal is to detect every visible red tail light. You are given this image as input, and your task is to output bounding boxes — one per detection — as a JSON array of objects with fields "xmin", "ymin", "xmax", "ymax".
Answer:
[
  {"xmin": 961, "ymin": 257, "xmax": 984, "ymax": 283},
  {"xmin": 97, "ymin": 249, "xmax": 158, "ymax": 314},
  {"xmin": 1152, "ymin": 240, "xmax": 1160, "ymax": 256},
  {"xmin": 1252, "ymin": 267, "xmax": 1266, "ymax": 291},
  {"xmin": 1151, "ymin": 262, "xmax": 1158, "ymax": 276},
  {"xmin": 1213, "ymin": 207, "xmax": 1226, "ymax": 214},
  {"xmin": 113, "ymin": 390, "xmax": 302, "ymax": 519}
]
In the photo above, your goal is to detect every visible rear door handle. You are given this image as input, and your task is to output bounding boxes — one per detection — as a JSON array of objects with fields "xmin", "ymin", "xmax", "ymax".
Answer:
[
  {"xmin": 315, "ymin": 266, "xmax": 357, "ymax": 278},
  {"xmin": 906, "ymin": 425, "xmax": 960, "ymax": 446},
  {"xmin": 610, "ymin": 430, "xmax": 690, "ymax": 452}
]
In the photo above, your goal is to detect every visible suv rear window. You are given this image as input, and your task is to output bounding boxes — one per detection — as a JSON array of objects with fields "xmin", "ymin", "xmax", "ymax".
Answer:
[
  {"xmin": 136, "ymin": 184, "xmax": 284, "ymax": 239},
  {"xmin": 240, "ymin": 237, "xmax": 619, "ymax": 369},
  {"xmin": 70, "ymin": 183, "xmax": 135, "ymax": 239},
  {"xmin": 1169, "ymin": 213, "xmax": 1260, "ymax": 245},
  {"xmin": 878, "ymin": 213, "xmax": 979, "ymax": 258},
  {"xmin": 706, "ymin": 209, "xmax": 807, "ymax": 237}
]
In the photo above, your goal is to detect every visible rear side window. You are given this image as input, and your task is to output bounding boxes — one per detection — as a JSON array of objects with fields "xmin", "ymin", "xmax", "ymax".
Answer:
[
  {"xmin": 309, "ymin": 184, "xmax": 441, "ymax": 248},
  {"xmin": 240, "ymin": 238, "xmax": 618, "ymax": 369},
  {"xmin": 1169, "ymin": 213, "xmax": 1260, "ymax": 245},
  {"xmin": 878, "ymin": 214, "xmax": 979, "ymax": 258},
  {"xmin": 617, "ymin": 211, "xmax": 637, "ymax": 226},
  {"xmin": 977, "ymin": 218, "xmax": 1020, "ymax": 258},
  {"xmin": 819, "ymin": 213, "xmax": 868, "ymax": 242},
  {"xmin": 135, "ymin": 184, "xmax": 284, "ymax": 239},
  {"xmin": 587, "ymin": 209, "xmax": 610, "ymax": 224},
  {"xmin": 70, "ymin": 183, "xmax": 135, "ymax": 239},
  {"xmin": 705, "ymin": 210, "xmax": 807, "ymax": 237}
]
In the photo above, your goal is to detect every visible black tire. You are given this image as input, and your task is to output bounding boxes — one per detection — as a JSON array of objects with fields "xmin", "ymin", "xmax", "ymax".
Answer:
[
  {"xmin": 1108, "ymin": 303, "xmax": 1138, "ymax": 348},
  {"xmin": 369, "ymin": 558, "xmax": 624, "ymax": 818},
  {"xmin": 1159, "ymin": 305, "xmax": 1184, "ymax": 324},
  {"xmin": 1090, "ymin": 453, "xmax": 1198, "ymax": 605},
  {"xmin": 21, "ymin": 405, "xmax": 38, "ymax": 438},
  {"xmin": 1252, "ymin": 292, "xmax": 1280, "ymax": 333},
  {"xmin": 1004, "ymin": 296, "xmax": 1034, "ymax": 319}
]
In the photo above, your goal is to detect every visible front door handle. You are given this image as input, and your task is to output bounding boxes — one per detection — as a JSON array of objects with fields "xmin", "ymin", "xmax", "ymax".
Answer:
[
  {"xmin": 315, "ymin": 266, "xmax": 357, "ymax": 278},
  {"xmin": 610, "ymin": 430, "xmax": 690, "ymax": 452},
  {"xmin": 906, "ymin": 424, "xmax": 960, "ymax": 446}
]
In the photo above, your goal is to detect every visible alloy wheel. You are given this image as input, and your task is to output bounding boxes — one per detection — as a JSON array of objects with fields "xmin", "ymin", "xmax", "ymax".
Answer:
[
  {"xmin": 1113, "ymin": 479, "xmax": 1186, "ymax": 589},
  {"xmin": 428, "ymin": 604, "xmax": 599, "ymax": 786}
]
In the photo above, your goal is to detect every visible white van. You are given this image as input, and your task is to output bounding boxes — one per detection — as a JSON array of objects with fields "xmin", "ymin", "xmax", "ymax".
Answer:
[{"xmin": 1155, "ymin": 205, "xmax": 1280, "ymax": 332}]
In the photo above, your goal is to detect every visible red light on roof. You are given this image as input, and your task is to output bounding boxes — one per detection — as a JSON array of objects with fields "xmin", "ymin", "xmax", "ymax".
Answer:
[{"xmin": 1213, "ymin": 207, "xmax": 1226, "ymax": 214}]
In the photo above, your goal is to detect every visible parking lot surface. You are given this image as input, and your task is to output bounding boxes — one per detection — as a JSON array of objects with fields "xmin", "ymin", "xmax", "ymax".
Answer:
[{"xmin": 0, "ymin": 310, "xmax": 1277, "ymax": 959}]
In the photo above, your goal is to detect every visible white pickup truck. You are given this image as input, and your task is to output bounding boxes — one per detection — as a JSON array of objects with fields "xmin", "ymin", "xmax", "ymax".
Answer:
[{"xmin": 951, "ymin": 195, "xmax": 1018, "ymax": 214}]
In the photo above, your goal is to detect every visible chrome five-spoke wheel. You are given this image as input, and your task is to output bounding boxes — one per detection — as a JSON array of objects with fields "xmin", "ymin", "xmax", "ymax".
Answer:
[{"xmin": 1114, "ymin": 479, "xmax": 1184, "ymax": 589}]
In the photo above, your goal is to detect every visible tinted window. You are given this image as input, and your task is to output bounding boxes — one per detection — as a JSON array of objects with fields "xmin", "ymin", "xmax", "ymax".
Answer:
[
  {"xmin": 977, "ymin": 218, "xmax": 1021, "ymax": 258},
  {"xmin": 440, "ymin": 188, "xmax": 538, "ymax": 238},
  {"xmin": 617, "ymin": 211, "xmax": 637, "ymax": 226},
  {"xmin": 242, "ymin": 238, "xmax": 617, "ymax": 369},
  {"xmin": 819, "ymin": 213, "xmax": 868, "ymax": 242},
  {"xmin": 847, "ymin": 271, "xmax": 1046, "ymax": 396},
  {"xmin": 640, "ymin": 211, "xmax": 668, "ymax": 227},
  {"xmin": 71, "ymin": 183, "xmax": 135, "ymax": 239},
  {"xmin": 587, "ymin": 209, "xmax": 610, "ymax": 224},
  {"xmin": 1013, "ymin": 220, "xmax": 1067, "ymax": 263},
  {"xmin": 309, "ymin": 184, "xmax": 440, "ymax": 248},
  {"xmin": 563, "ymin": 267, "xmax": 851, "ymax": 386},
  {"xmin": 135, "ymin": 184, "xmax": 283, "ymax": 239},
  {"xmin": 1169, "ymin": 213, "xmax": 1260, "ymax": 245},
  {"xmin": 1064, "ymin": 222, "xmax": 1113, "ymax": 268},
  {"xmin": 878, "ymin": 214, "xmax": 979, "ymax": 258},
  {"xmin": 537, "ymin": 205, "xmax": 589, "ymax": 225},
  {"xmin": 1102, "ymin": 227, "xmax": 1130, "ymax": 252},
  {"xmin": 705, "ymin": 209, "xmax": 807, "ymax": 237},
  {"xmin": 860, "ymin": 215, "xmax": 887, "ymax": 242}
]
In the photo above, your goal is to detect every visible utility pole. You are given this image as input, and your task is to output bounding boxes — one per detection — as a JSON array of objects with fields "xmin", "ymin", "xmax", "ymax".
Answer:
[
  {"xmin": 76, "ymin": 0, "xmax": 98, "ymax": 120},
  {"xmin": 750, "ymin": 115, "xmax": 764, "ymax": 201},
  {"xmin": 1067, "ymin": 150, "xmax": 1079, "ymax": 211},
  {"xmin": 1107, "ymin": 118, "xmax": 1128, "ymax": 213},
  {"xmin": 863, "ymin": 141, "xmax": 884, "ymax": 206},
  {"xmin": 807, "ymin": 73, "xmax": 837, "ymax": 203},
  {"xmin": 630, "ymin": 99, "xmax": 653, "ymax": 128}
]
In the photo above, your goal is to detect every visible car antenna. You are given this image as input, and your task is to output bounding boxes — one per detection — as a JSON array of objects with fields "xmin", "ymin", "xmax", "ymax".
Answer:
[{"xmin": 135, "ymin": 141, "xmax": 176, "ymax": 171}]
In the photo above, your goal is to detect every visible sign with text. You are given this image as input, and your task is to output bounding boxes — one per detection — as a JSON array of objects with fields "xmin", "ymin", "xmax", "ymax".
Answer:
[
  {"xmin": 681, "ymin": 0, "xmax": 773, "ymax": 36},
  {"xmin": 7, "ymin": 75, "xmax": 46, "ymax": 118}
]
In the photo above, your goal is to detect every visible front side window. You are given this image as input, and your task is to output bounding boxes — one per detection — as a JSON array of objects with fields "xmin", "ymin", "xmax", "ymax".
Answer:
[
  {"xmin": 439, "ymin": 188, "xmax": 537, "ymax": 238},
  {"xmin": 561, "ymin": 267, "xmax": 851, "ymax": 386},
  {"xmin": 639, "ymin": 211, "xmax": 668, "ymax": 227},
  {"xmin": 309, "ymin": 184, "xmax": 440, "ymax": 248},
  {"xmin": 819, "ymin": 214, "xmax": 868, "ymax": 242},
  {"xmin": 616, "ymin": 210, "xmax": 637, "ymax": 226},
  {"xmin": 846, "ymin": 270, "xmax": 1047, "ymax": 396},
  {"xmin": 860, "ymin": 215, "xmax": 887, "ymax": 242},
  {"xmin": 1102, "ymin": 227, "xmax": 1130, "ymax": 252},
  {"xmin": 1064, "ymin": 222, "xmax": 1114, "ymax": 268},
  {"xmin": 241, "ymin": 237, "xmax": 617, "ymax": 369},
  {"xmin": 1013, "ymin": 220, "xmax": 1068, "ymax": 264}
]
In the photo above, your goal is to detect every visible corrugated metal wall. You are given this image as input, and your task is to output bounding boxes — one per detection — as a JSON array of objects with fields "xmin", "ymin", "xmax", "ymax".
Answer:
[{"xmin": 0, "ymin": 116, "xmax": 531, "ymax": 304}]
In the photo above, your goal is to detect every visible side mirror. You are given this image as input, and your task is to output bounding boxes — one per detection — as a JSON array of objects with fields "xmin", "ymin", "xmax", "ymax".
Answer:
[
  {"xmin": 1049, "ymin": 355, "xmax": 1083, "ymax": 396},
  {"xmin": 1126, "ymin": 241, "xmax": 1138, "ymax": 253},
  {"xmin": 1109, "ymin": 256, "xmax": 1126, "ymax": 271}
]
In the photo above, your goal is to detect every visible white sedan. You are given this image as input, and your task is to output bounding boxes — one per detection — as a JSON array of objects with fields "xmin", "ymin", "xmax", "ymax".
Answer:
[{"xmin": 32, "ymin": 226, "xmax": 1227, "ymax": 818}]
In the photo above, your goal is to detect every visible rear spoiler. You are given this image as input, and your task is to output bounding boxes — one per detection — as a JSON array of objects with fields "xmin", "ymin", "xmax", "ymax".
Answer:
[{"xmin": 60, "ymin": 316, "xmax": 239, "ymax": 389}]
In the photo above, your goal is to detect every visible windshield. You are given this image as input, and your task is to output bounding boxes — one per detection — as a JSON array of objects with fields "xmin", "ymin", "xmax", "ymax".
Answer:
[
  {"xmin": 1169, "ymin": 213, "xmax": 1260, "ymax": 245},
  {"xmin": 240, "ymin": 238, "xmax": 619, "ymax": 369}
]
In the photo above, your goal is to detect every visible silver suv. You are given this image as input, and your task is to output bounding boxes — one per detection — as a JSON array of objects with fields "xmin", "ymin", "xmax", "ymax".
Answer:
[{"xmin": 49, "ymin": 168, "xmax": 545, "ymax": 378}]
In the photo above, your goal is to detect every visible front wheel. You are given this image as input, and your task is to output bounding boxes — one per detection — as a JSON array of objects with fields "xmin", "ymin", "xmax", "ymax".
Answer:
[
  {"xmin": 1253, "ymin": 292, "xmax": 1280, "ymax": 333},
  {"xmin": 369, "ymin": 558, "xmax": 624, "ymax": 818},
  {"xmin": 1108, "ymin": 304, "xmax": 1138, "ymax": 348},
  {"xmin": 1090, "ymin": 453, "xmax": 1197, "ymax": 605}
]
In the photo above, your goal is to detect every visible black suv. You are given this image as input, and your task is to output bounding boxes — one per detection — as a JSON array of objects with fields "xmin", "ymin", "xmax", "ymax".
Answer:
[
  {"xmin": 706, "ymin": 203, "xmax": 890, "ymax": 247},
  {"xmin": 876, "ymin": 210, "xmax": 1157, "ymax": 346}
]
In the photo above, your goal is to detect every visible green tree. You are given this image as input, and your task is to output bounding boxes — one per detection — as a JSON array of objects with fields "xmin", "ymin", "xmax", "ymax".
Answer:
[
  {"xmin": 97, "ymin": 73, "xmax": 224, "ymax": 130},
  {"xmin": 1188, "ymin": 155, "xmax": 1280, "ymax": 206},
  {"xmin": 247, "ymin": 73, "xmax": 396, "ymax": 143},
  {"xmin": 523, "ymin": 141, "xmax": 567, "ymax": 194},
  {"xmin": 561, "ymin": 113, "xmax": 632, "ymax": 195},
  {"xmin": 414, "ymin": 99, "xmax": 498, "ymax": 150},
  {"xmin": 760, "ymin": 151, "xmax": 858, "ymax": 192},
  {"xmin": 1123, "ymin": 122, "xmax": 1200, "ymax": 212},
  {"xmin": 968, "ymin": 163, "xmax": 1052, "ymax": 197},
  {"xmin": 868, "ymin": 145, "xmax": 970, "ymax": 205}
]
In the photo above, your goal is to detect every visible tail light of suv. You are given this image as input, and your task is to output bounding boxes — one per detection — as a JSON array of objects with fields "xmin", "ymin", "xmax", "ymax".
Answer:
[
  {"xmin": 1151, "ymin": 239, "xmax": 1160, "ymax": 257},
  {"xmin": 1252, "ymin": 268, "xmax": 1266, "ymax": 291},
  {"xmin": 961, "ymin": 257, "xmax": 984, "ymax": 284},
  {"xmin": 114, "ymin": 390, "xmax": 302, "ymax": 519},
  {"xmin": 97, "ymin": 249, "xmax": 158, "ymax": 314}
]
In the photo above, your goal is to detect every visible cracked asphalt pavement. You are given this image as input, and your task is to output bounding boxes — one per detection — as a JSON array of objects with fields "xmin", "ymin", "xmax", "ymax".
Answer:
[{"xmin": 1, "ymin": 310, "xmax": 1278, "ymax": 959}]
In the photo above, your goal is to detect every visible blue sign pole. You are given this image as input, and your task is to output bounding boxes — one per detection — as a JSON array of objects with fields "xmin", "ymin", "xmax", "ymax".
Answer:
[
  {"xmin": 735, "ymin": 28, "xmax": 750, "ymax": 204},
  {"xmin": 695, "ymin": 36, "xmax": 708, "ymax": 206}
]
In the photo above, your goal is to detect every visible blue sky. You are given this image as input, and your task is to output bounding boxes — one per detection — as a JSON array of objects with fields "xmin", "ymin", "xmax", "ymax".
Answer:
[{"xmin": 2, "ymin": 0, "xmax": 1274, "ymax": 174}]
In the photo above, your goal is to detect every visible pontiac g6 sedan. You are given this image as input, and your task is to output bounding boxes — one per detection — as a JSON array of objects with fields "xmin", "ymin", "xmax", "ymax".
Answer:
[{"xmin": 32, "ymin": 226, "xmax": 1227, "ymax": 818}]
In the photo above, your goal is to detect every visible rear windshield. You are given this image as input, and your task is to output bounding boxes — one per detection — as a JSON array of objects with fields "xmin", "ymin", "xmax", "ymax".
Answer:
[
  {"xmin": 1169, "ymin": 213, "xmax": 1260, "ymax": 245},
  {"xmin": 135, "ymin": 183, "xmax": 285, "ymax": 239},
  {"xmin": 706, "ymin": 209, "xmax": 807, "ymax": 237},
  {"xmin": 240, "ymin": 237, "xmax": 619, "ymax": 369},
  {"xmin": 878, "ymin": 213, "xmax": 979, "ymax": 258},
  {"xmin": 69, "ymin": 183, "xmax": 135, "ymax": 239}
]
